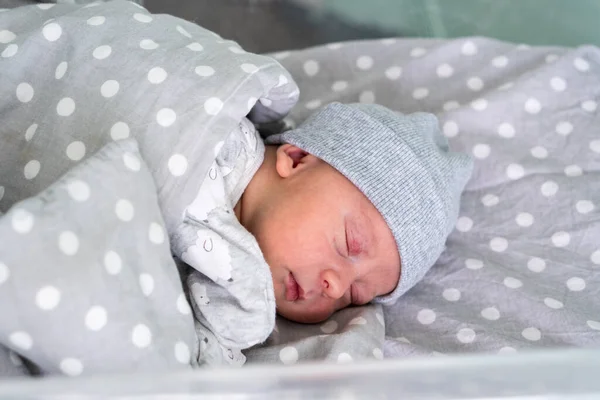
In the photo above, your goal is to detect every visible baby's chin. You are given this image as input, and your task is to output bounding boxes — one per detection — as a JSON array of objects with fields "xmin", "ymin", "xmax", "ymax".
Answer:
[{"xmin": 276, "ymin": 302, "xmax": 333, "ymax": 324}]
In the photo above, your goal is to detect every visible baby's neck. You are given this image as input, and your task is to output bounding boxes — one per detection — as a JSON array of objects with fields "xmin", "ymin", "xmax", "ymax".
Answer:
[{"xmin": 233, "ymin": 199, "xmax": 243, "ymax": 223}]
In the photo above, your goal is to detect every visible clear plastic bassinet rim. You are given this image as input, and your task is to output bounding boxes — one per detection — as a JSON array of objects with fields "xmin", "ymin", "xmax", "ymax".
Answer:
[{"xmin": 1, "ymin": 347, "xmax": 599, "ymax": 399}]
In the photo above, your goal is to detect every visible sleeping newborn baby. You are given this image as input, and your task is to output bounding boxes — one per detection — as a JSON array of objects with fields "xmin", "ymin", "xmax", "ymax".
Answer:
[{"xmin": 181, "ymin": 101, "xmax": 472, "ymax": 363}]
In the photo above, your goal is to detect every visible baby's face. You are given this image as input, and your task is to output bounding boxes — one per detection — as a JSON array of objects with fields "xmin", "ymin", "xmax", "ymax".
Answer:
[{"xmin": 249, "ymin": 153, "xmax": 401, "ymax": 323}]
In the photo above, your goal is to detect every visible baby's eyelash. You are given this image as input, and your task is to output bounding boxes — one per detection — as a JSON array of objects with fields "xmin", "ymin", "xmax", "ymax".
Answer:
[{"xmin": 345, "ymin": 225, "xmax": 350, "ymax": 256}]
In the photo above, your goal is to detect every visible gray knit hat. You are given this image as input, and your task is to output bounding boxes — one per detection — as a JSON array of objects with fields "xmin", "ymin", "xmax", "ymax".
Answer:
[{"xmin": 265, "ymin": 102, "xmax": 473, "ymax": 305}]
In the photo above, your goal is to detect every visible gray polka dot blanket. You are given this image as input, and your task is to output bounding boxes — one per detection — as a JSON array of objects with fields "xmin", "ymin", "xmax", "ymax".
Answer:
[
  {"xmin": 1, "ymin": 0, "xmax": 600, "ymax": 379},
  {"xmin": 0, "ymin": 0, "xmax": 300, "ymax": 377}
]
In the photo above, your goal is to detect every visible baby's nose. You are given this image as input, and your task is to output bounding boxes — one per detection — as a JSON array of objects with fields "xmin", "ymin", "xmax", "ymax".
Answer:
[{"xmin": 321, "ymin": 269, "xmax": 350, "ymax": 300}]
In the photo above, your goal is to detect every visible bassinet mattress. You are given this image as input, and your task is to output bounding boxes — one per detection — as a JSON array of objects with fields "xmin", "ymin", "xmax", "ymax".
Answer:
[{"xmin": 247, "ymin": 36, "xmax": 600, "ymax": 362}]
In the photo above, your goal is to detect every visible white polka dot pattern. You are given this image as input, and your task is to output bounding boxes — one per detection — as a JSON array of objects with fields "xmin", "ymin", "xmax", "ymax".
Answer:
[
  {"xmin": 385, "ymin": 66, "xmax": 402, "ymax": 80},
  {"xmin": 279, "ymin": 346, "xmax": 298, "ymax": 364},
  {"xmin": 565, "ymin": 165, "xmax": 582, "ymax": 177},
  {"xmin": 528, "ymin": 258, "xmax": 546, "ymax": 273},
  {"xmin": 67, "ymin": 180, "xmax": 90, "ymax": 202},
  {"xmin": 85, "ymin": 306, "xmax": 108, "ymax": 331},
  {"xmin": 481, "ymin": 194, "xmax": 499, "ymax": 207},
  {"xmin": 303, "ymin": 60, "xmax": 319, "ymax": 76},
  {"xmin": 443, "ymin": 288, "xmax": 461, "ymax": 302},
  {"xmin": 156, "ymin": 108, "xmax": 176, "ymax": 127},
  {"xmin": 524, "ymin": 98, "xmax": 542, "ymax": 114},
  {"xmin": 490, "ymin": 237, "xmax": 508, "ymax": 252},
  {"xmin": 591, "ymin": 251, "xmax": 600, "ymax": 265},
  {"xmin": 410, "ymin": 47, "xmax": 426, "ymax": 58},
  {"xmin": 552, "ymin": 232, "xmax": 570, "ymax": 247},
  {"xmin": 522, "ymin": 327, "xmax": 541, "ymax": 341},
  {"xmin": 42, "ymin": 23, "xmax": 62, "ymax": 42},
  {"xmin": 174, "ymin": 341, "xmax": 191, "ymax": 364},
  {"xmin": 356, "ymin": 55, "xmax": 373, "ymax": 70},
  {"xmin": 588, "ymin": 321, "xmax": 600, "ymax": 331},
  {"xmin": 104, "ymin": 251, "xmax": 122, "ymax": 275},
  {"xmin": 0, "ymin": 262, "xmax": 9, "ymax": 285},
  {"xmin": 461, "ymin": 41, "xmax": 478, "ymax": 55},
  {"xmin": 139, "ymin": 274, "xmax": 154, "ymax": 296},
  {"xmin": 60, "ymin": 358, "xmax": 84, "ymax": 376},
  {"xmin": 87, "ymin": 16, "xmax": 105, "ymax": 26},
  {"xmin": 504, "ymin": 277, "xmax": 523, "ymax": 289},
  {"xmin": 123, "ymin": 152, "xmax": 141, "ymax": 171},
  {"xmin": 516, "ymin": 213, "xmax": 534, "ymax": 227},
  {"xmin": 465, "ymin": 259, "xmax": 483, "ymax": 270},
  {"xmin": 195, "ymin": 65, "xmax": 215, "ymax": 77},
  {"xmin": 16, "ymin": 83, "xmax": 34, "ymax": 103},
  {"xmin": 58, "ymin": 231, "xmax": 79, "ymax": 255},
  {"xmin": 332, "ymin": 81, "xmax": 348, "ymax": 92},
  {"xmin": 472, "ymin": 144, "xmax": 490, "ymax": 159},
  {"xmin": 66, "ymin": 141, "xmax": 86, "ymax": 161},
  {"xmin": 417, "ymin": 309, "xmax": 436, "ymax": 325},
  {"xmin": 0, "ymin": 30, "xmax": 16, "ymax": 43},
  {"xmin": 566, "ymin": 277, "xmax": 585, "ymax": 291},
  {"xmin": 11, "ymin": 209, "xmax": 34, "ymax": 233},
  {"xmin": 498, "ymin": 347, "xmax": 517, "ymax": 355},
  {"xmin": 36, "ymin": 286, "xmax": 61, "ymax": 310},
  {"xmin": 92, "ymin": 45, "xmax": 112, "ymax": 60},
  {"xmin": 2, "ymin": 43, "xmax": 18, "ymax": 58},
  {"xmin": 55, "ymin": 62, "xmax": 68, "ymax": 80},
  {"xmin": 111, "ymin": 122, "xmax": 130, "ymax": 140},
  {"xmin": 140, "ymin": 39, "xmax": 159, "ymax": 50},
  {"xmin": 544, "ymin": 298, "xmax": 563, "ymax": 309},
  {"xmin": 412, "ymin": 88, "xmax": 429, "ymax": 100},
  {"xmin": 147, "ymin": 67, "xmax": 167, "ymax": 84},
  {"xmin": 348, "ymin": 317, "xmax": 367, "ymax": 325},
  {"xmin": 471, "ymin": 98, "xmax": 488, "ymax": 111},
  {"xmin": 320, "ymin": 320, "xmax": 338, "ymax": 334},
  {"xmin": 204, "ymin": 98, "xmax": 223, "ymax": 115},
  {"xmin": 115, "ymin": 199, "xmax": 135, "ymax": 221},
  {"xmin": 131, "ymin": 324, "xmax": 152, "ymax": 348},
  {"xmin": 372, "ymin": 348, "xmax": 383, "ymax": 360},
  {"xmin": 168, "ymin": 154, "xmax": 188, "ymax": 176},
  {"xmin": 177, "ymin": 293, "xmax": 191, "ymax": 315},
  {"xmin": 56, "ymin": 97, "xmax": 76, "ymax": 117},
  {"xmin": 457, "ymin": 328, "xmax": 476, "ymax": 343},
  {"xmin": 492, "ymin": 56, "xmax": 508, "ymax": 68},
  {"xmin": 455, "ymin": 216, "xmax": 473, "ymax": 232},
  {"xmin": 481, "ymin": 307, "xmax": 500, "ymax": 321},
  {"xmin": 506, "ymin": 164, "xmax": 525, "ymax": 180},
  {"xmin": 437, "ymin": 63, "xmax": 454, "ymax": 78},
  {"xmin": 187, "ymin": 42, "xmax": 203, "ymax": 52},
  {"xmin": 10, "ymin": 331, "xmax": 33, "ymax": 350},
  {"xmin": 133, "ymin": 13, "xmax": 152, "ymax": 23},
  {"xmin": 443, "ymin": 121, "xmax": 459, "ymax": 138},
  {"xmin": 149, "ymin": 222, "xmax": 165, "ymax": 244}
]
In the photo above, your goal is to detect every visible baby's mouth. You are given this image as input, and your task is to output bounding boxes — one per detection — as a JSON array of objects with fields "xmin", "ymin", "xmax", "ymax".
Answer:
[{"xmin": 285, "ymin": 272, "xmax": 304, "ymax": 301}]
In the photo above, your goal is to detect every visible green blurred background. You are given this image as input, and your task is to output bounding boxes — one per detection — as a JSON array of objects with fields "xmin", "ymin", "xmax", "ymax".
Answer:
[
  {"xmin": 141, "ymin": 0, "xmax": 600, "ymax": 53},
  {"xmin": 2, "ymin": 0, "xmax": 598, "ymax": 50},
  {"xmin": 320, "ymin": 0, "xmax": 600, "ymax": 47}
]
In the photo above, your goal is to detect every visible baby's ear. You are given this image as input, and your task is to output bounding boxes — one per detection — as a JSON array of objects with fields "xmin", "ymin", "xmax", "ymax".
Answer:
[{"xmin": 275, "ymin": 144, "xmax": 314, "ymax": 178}]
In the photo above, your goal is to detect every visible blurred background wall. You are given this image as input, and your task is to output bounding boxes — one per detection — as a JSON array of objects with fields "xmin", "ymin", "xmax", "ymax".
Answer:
[
  {"xmin": 144, "ymin": 0, "xmax": 600, "ymax": 53},
  {"xmin": 3, "ymin": 0, "xmax": 599, "ymax": 53}
]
